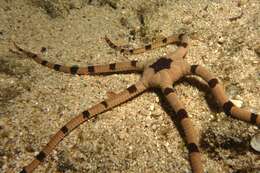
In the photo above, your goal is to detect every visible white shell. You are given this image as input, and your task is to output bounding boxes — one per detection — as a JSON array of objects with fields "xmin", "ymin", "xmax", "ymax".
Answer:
[{"xmin": 250, "ymin": 132, "xmax": 260, "ymax": 152}]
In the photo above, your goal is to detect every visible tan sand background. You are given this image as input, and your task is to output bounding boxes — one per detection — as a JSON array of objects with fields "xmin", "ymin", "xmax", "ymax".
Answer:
[{"xmin": 0, "ymin": 0, "xmax": 259, "ymax": 172}]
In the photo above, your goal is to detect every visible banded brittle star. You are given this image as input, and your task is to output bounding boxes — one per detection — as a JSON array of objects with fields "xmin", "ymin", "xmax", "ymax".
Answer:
[{"xmin": 12, "ymin": 33, "xmax": 259, "ymax": 173}]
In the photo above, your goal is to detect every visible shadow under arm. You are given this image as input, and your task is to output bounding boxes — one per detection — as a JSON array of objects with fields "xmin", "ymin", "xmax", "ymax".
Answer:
[{"xmin": 189, "ymin": 64, "xmax": 260, "ymax": 126}]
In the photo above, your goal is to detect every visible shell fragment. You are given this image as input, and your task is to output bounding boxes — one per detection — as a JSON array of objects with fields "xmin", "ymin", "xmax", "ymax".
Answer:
[{"xmin": 250, "ymin": 132, "xmax": 260, "ymax": 152}]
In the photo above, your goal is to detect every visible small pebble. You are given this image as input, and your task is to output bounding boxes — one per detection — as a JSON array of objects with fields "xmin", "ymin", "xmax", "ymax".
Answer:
[
  {"xmin": 149, "ymin": 104, "xmax": 155, "ymax": 111},
  {"xmin": 250, "ymin": 132, "xmax": 260, "ymax": 152},
  {"xmin": 217, "ymin": 36, "xmax": 225, "ymax": 44},
  {"xmin": 25, "ymin": 145, "xmax": 35, "ymax": 153},
  {"xmin": 182, "ymin": 16, "xmax": 192, "ymax": 25},
  {"xmin": 238, "ymin": 0, "xmax": 248, "ymax": 7},
  {"xmin": 69, "ymin": 0, "xmax": 83, "ymax": 9},
  {"xmin": 230, "ymin": 99, "xmax": 243, "ymax": 108},
  {"xmin": 254, "ymin": 44, "xmax": 260, "ymax": 57}
]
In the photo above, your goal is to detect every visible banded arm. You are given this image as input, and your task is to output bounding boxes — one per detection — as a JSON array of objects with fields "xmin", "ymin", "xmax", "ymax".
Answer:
[
  {"xmin": 20, "ymin": 81, "xmax": 147, "ymax": 173},
  {"xmin": 190, "ymin": 65, "xmax": 260, "ymax": 126},
  {"xmin": 162, "ymin": 86, "xmax": 203, "ymax": 173},
  {"xmin": 166, "ymin": 33, "xmax": 189, "ymax": 60},
  {"xmin": 12, "ymin": 42, "xmax": 143, "ymax": 75},
  {"xmin": 105, "ymin": 34, "xmax": 186, "ymax": 55}
]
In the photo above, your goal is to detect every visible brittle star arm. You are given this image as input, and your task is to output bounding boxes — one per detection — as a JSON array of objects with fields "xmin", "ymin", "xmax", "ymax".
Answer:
[
  {"xmin": 12, "ymin": 42, "xmax": 143, "ymax": 75},
  {"xmin": 20, "ymin": 81, "xmax": 147, "ymax": 173},
  {"xmin": 189, "ymin": 65, "xmax": 260, "ymax": 126},
  {"xmin": 105, "ymin": 34, "xmax": 185, "ymax": 55},
  {"xmin": 162, "ymin": 86, "xmax": 203, "ymax": 173}
]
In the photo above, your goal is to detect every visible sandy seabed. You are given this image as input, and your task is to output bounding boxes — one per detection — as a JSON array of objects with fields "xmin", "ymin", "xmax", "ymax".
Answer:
[{"xmin": 0, "ymin": 0, "xmax": 259, "ymax": 173}]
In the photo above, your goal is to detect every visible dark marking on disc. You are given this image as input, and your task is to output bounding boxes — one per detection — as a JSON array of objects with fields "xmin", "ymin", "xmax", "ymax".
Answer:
[{"xmin": 149, "ymin": 57, "xmax": 172, "ymax": 73}]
